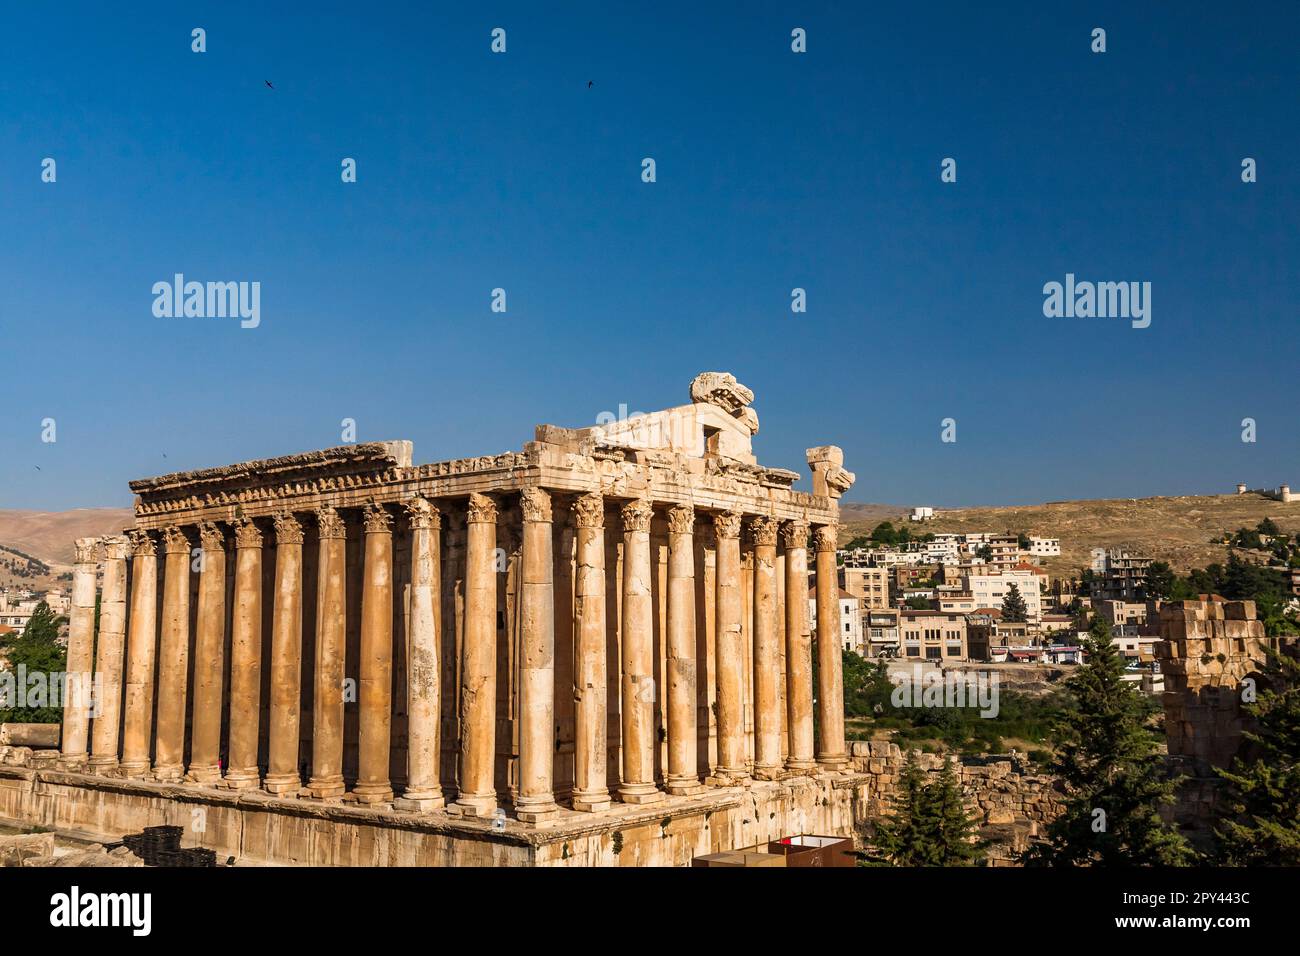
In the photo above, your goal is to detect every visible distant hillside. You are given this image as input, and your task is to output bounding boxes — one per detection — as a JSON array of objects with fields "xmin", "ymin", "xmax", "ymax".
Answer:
[
  {"xmin": 837, "ymin": 503, "xmax": 911, "ymax": 526},
  {"xmin": 839, "ymin": 493, "xmax": 1300, "ymax": 577},
  {"xmin": 0, "ymin": 508, "xmax": 135, "ymax": 568}
]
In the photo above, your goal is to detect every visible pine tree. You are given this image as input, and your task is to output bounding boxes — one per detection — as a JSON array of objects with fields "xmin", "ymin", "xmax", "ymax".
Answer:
[
  {"xmin": 1214, "ymin": 645, "xmax": 1300, "ymax": 865},
  {"xmin": 1022, "ymin": 615, "xmax": 1192, "ymax": 865},
  {"xmin": 1001, "ymin": 583, "xmax": 1028, "ymax": 624},
  {"xmin": 928, "ymin": 756, "xmax": 986, "ymax": 866},
  {"xmin": 862, "ymin": 751, "xmax": 934, "ymax": 865}
]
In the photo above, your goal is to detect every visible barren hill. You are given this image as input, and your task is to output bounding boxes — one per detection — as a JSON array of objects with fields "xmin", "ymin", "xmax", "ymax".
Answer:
[
  {"xmin": 839, "ymin": 494, "xmax": 1300, "ymax": 577},
  {"xmin": 0, "ymin": 508, "xmax": 135, "ymax": 568}
]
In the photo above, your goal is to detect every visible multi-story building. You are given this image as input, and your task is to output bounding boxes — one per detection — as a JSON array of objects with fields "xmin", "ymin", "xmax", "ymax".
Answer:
[
  {"xmin": 864, "ymin": 609, "xmax": 901, "ymax": 657},
  {"xmin": 841, "ymin": 564, "xmax": 890, "ymax": 611},
  {"xmin": 1090, "ymin": 548, "xmax": 1153, "ymax": 602},
  {"xmin": 899, "ymin": 609, "xmax": 968, "ymax": 661},
  {"xmin": 964, "ymin": 569, "xmax": 1043, "ymax": 623},
  {"xmin": 1028, "ymin": 536, "xmax": 1061, "ymax": 557},
  {"xmin": 808, "ymin": 587, "xmax": 864, "ymax": 655}
]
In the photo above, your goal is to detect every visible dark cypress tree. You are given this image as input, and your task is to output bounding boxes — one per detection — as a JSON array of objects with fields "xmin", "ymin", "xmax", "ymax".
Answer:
[
  {"xmin": 928, "ymin": 756, "xmax": 986, "ymax": 866},
  {"xmin": 1214, "ymin": 645, "xmax": 1300, "ymax": 865},
  {"xmin": 1022, "ymin": 616, "xmax": 1192, "ymax": 865},
  {"xmin": 1001, "ymin": 582, "xmax": 1029, "ymax": 624},
  {"xmin": 862, "ymin": 751, "xmax": 934, "ymax": 865}
]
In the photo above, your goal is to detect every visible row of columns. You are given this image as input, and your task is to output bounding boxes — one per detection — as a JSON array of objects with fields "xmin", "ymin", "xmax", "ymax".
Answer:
[{"xmin": 57, "ymin": 490, "xmax": 847, "ymax": 817}]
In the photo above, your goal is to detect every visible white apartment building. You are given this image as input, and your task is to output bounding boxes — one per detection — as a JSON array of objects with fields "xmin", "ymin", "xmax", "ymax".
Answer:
[
  {"xmin": 965, "ymin": 570, "xmax": 1043, "ymax": 623},
  {"xmin": 1028, "ymin": 536, "xmax": 1061, "ymax": 556},
  {"xmin": 809, "ymin": 588, "xmax": 865, "ymax": 655}
]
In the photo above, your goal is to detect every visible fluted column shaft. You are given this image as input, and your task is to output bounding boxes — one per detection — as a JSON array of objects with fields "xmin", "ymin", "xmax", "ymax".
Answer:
[
  {"xmin": 814, "ymin": 524, "xmax": 848, "ymax": 768},
  {"xmin": 264, "ymin": 514, "xmax": 304, "ymax": 795},
  {"xmin": 619, "ymin": 498, "xmax": 662, "ymax": 804},
  {"xmin": 120, "ymin": 532, "xmax": 158, "ymax": 777},
  {"xmin": 308, "ymin": 507, "xmax": 347, "ymax": 798},
  {"xmin": 455, "ymin": 493, "xmax": 499, "ymax": 815},
  {"xmin": 516, "ymin": 488, "xmax": 558, "ymax": 820},
  {"xmin": 354, "ymin": 504, "xmax": 394, "ymax": 803},
  {"xmin": 664, "ymin": 504, "xmax": 703, "ymax": 795},
  {"xmin": 89, "ymin": 536, "xmax": 129, "ymax": 771},
  {"xmin": 750, "ymin": 516, "xmax": 782, "ymax": 779},
  {"xmin": 226, "ymin": 520, "xmax": 264, "ymax": 788},
  {"xmin": 59, "ymin": 538, "xmax": 98, "ymax": 769},
  {"xmin": 188, "ymin": 523, "xmax": 227, "ymax": 783},
  {"xmin": 570, "ymin": 493, "xmax": 610, "ymax": 811},
  {"xmin": 713, "ymin": 511, "xmax": 748, "ymax": 780},
  {"xmin": 782, "ymin": 521, "xmax": 816, "ymax": 770},
  {"xmin": 153, "ymin": 528, "xmax": 192, "ymax": 781},
  {"xmin": 397, "ymin": 497, "xmax": 444, "ymax": 810}
]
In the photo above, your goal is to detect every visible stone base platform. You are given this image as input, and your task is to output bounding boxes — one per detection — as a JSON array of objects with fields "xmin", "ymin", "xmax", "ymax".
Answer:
[{"xmin": 0, "ymin": 765, "xmax": 869, "ymax": 867}]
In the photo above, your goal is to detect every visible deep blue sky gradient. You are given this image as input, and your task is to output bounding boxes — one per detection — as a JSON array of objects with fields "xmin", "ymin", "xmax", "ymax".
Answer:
[{"xmin": 2, "ymin": 2, "xmax": 1297, "ymax": 509}]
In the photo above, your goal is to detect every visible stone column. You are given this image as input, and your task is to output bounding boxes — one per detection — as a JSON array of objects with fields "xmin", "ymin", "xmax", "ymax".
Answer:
[
  {"xmin": 515, "ymin": 488, "xmax": 558, "ymax": 821},
  {"xmin": 153, "ymin": 527, "xmax": 192, "ymax": 782},
  {"xmin": 188, "ymin": 523, "xmax": 227, "ymax": 783},
  {"xmin": 307, "ymin": 507, "xmax": 347, "ymax": 799},
  {"xmin": 570, "ymin": 492, "xmax": 610, "ymax": 811},
  {"xmin": 713, "ymin": 510, "xmax": 748, "ymax": 782},
  {"xmin": 264, "ymin": 513, "xmax": 304, "ymax": 795},
  {"xmin": 59, "ymin": 537, "xmax": 99, "ymax": 769},
  {"xmin": 120, "ymin": 531, "xmax": 158, "ymax": 778},
  {"xmin": 226, "ymin": 519, "xmax": 264, "ymax": 789},
  {"xmin": 782, "ymin": 520, "xmax": 816, "ymax": 770},
  {"xmin": 88, "ymin": 535, "xmax": 129, "ymax": 771},
  {"xmin": 396, "ymin": 497, "xmax": 444, "ymax": 811},
  {"xmin": 354, "ymin": 504, "xmax": 394, "ymax": 804},
  {"xmin": 455, "ymin": 493, "xmax": 499, "ymax": 816},
  {"xmin": 618, "ymin": 498, "xmax": 662, "ymax": 804},
  {"xmin": 814, "ymin": 524, "xmax": 848, "ymax": 769},
  {"xmin": 664, "ymin": 504, "xmax": 704, "ymax": 795},
  {"xmin": 750, "ymin": 515, "xmax": 782, "ymax": 779}
]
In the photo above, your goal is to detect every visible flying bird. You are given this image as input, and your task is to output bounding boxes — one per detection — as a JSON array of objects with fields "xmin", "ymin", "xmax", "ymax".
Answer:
[
  {"xmin": 265, "ymin": 80, "xmax": 275, "ymax": 90},
  {"xmin": 587, "ymin": 80, "xmax": 593, "ymax": 88},
  {"xmin": 34, "ymin": 465, "xmax": 41, "ymax": 471}
]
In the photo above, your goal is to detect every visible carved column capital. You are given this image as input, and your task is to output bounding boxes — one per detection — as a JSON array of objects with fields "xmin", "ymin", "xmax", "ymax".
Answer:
[
  {"xmin": 274, "ymin": 512, "xmax": 305, "ymax": 545},
  {"xmin": 667, "ymin": 503, "xmax": 695, "ymax": 535},
  {"xmin": 519, "ymin": 487, "xmax": 553, "ymax": 523},
  {"xmin": 73, "ymin": 537, "xmax": 100, "ymax": 565},
  {"xmin": 748, "ymin": 515, "xmax": 779, "ymax": 548},
  {"xmin": 364, "ymin": 503, "xmax": 393, "ymax": 534},
  {"xmin": 466, "ymin": 492, "xmax": 498, "ymax": 525},
  {"xmin": 712, "ymin": 510, "xmax": 743, "ymax": 541},
  {"xmin": 101, "ymin": 534, "xmax": 131, "ymax": 562},
  {"xmin": 573, "ymin": 492, "xmax": 604, "ymax": 529},
  {"xmin": 161, "ymin": 526, "xmax": 190, "ymax": 555},
  {"xmin": 813, "ymin": 524, "xmax": 839, "ymax": 553},
  {"xmin": 315, "ymin": 506, "xmax": 345, "ymax": 540},
  {"xmin": 781, "ymin": 519, "xmax": 811, "ymax": 550},
  {"xmin": 198, "ymin": 522, "xmax": 226, "ymax": 553},
  {"xmin": 405, "ymin": 496, "xmax": 440, "ymax": 531},
  {"xmin": 127, "ymin": 529, "xmax": 156, "ymax": 558},
  {"xmin": 234, "ymin": 518, "xmax": 263, "ymax": 549},
  {"xmin": 621, "ymin": 498, "xmax": 654, "ymax": 534}
]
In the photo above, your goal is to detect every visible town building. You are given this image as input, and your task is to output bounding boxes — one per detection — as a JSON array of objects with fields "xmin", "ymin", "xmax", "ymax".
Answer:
[
  {"xmin": 1089, "ymin": 548, "xmax": 1153, "ymax": 602},
  {"xmin": 808, "ymin": 587, "xmax": 864, "ymax": 655},
  {"xmin": 899, "ymin": 609, "xmax": 968, "ymax": 660}
]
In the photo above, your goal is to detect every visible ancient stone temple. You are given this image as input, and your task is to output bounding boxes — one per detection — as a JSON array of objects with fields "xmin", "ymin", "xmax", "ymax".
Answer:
[{"xmin": 4, "ymin": 373, "xmax": 870, "ymax": 865}]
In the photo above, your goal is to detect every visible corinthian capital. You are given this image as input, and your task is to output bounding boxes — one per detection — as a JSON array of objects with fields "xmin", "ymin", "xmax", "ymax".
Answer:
[
  {"xmin": 812, "ymin": 524, "xmax": 838, "ymax": 553},
  {"xmin": 274, "ymin": 512, "xmax": 305, "ymax": 545},
  {"xmin": 519, "ymin": 487, "xmax": 553, "ymax": 523},
  {"xmin": 467, "ymin": 493, "xmax": 498, "ymax": 525},
  {"xmin": 198, "ymin": 522, "xmax": 226, "ymax": 553},
  {"xmin": 315, "ymin": 507, "xmax": 345, "ymax": 540},
  {"xmin": 573, "ymin": 492, "xmax": 604, "ymax": 529},
  {"xmin": 73, "ymin": 537, "xmax": 100, "ymax": 565},
  {"xmin": 405, "ymin": 496, "xmax": 440, "ymax": 532},
  {"xmin": 712, "ymin": 510, "xmax": 742, "ymax": 540},
  {"xmin": 621, "ymin": 498, "xmax": 654, "ymax": 534},
  {"xmin": 748, "ymin": 515, "xmax": 779, "ymax": 548},
  {"xmin": 364, "ymin": 503, "xmax": 393, "ymax": 534},
  {"xmin": 234, "ymin": 518, "xmax": 263, "ymax": 549},
  {"xmin": 128, "ymin": 529, "xmax": 156, "ymax": 559},
  {"xmin": 161, "ymin": 526, "xmax": 191, "ymax": 555},
  {"xmin": 101, "ymin": 535, "xmax": 131, "ymax": 562},
  {"xmin": 666, "ymin": 504, "xmax": 695, "ymax": 536},
  {"xmin": 781, "ymin": 519, "xmax": 810, "ymax": 550}
]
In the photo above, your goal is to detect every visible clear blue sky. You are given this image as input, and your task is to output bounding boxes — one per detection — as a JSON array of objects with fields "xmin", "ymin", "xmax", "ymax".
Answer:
[{"xmin": 2, "ymin": 2, "xmax": 1297, "ymax": 510}]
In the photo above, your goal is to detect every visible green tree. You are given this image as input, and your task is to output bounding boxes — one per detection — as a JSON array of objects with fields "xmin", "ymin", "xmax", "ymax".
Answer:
[
  {"xmin": 0, "ymin": 602, "xmax": 68, "ymax": 723},
  {"xmin": 975, "ymin": 544, "xmax": 993, "ymax": 562},
  {"xmin": 1144, "ymin": 561, "xmax": 1177, "ymax": 601},
  {"xmin": 863, "ymin": 752, "xmax": 986, "ymax": 866},
  {"xmin": 905, "ymin": 596, "xmax": 933, "ymax": 611},
  {"xmin": 1213, "ymin": 646, "xmax": 1300, "ymax": 865},
  {"xmin": 1001, "ymin": 583, "xmax": 1028, "ymax": 624},
  {"xmin": 1257, "ymin": 517, "xmax": 1281, "ymax": 538},
  {"xmin": 1022, "ymin": 616, "xmax": 1192, "ymax": 866},
  {"xmin": 928, "ymin": 756, "xmax": 987, "ymax": 865}
]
